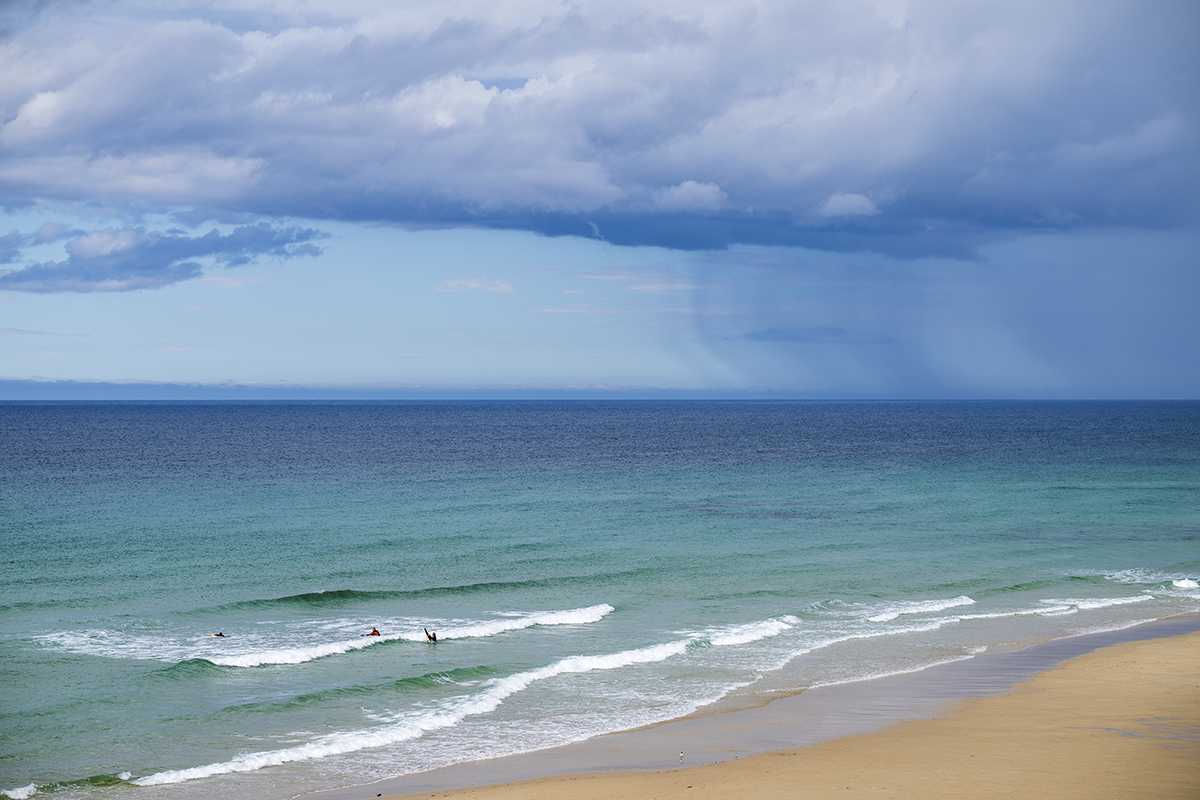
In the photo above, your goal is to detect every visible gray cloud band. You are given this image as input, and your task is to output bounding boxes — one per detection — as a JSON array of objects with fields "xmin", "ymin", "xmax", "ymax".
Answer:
[
  {"xmin": 0, "ymin": 1, "xmax": 1196, "ymax": 254},
  {"xmin": 0, "ymin": 224, "xmax": 326, "ymax": 293}
]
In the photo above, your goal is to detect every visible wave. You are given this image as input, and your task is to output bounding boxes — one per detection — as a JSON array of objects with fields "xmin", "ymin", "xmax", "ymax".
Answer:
[
  {"xmin": 217, "ymin": 666, "xmax": 501, "ymax": 716},
  {"xmin": 806, "ymin": 650, "xmax": 979, "ymax": 690},
  {"xmin": 37, "ymin": 604, "xmax": 615, "ymax": 668},
  {"xmin": 864, "ymin": 595, "xmax": 975, "ymax": 623},
  {"xmin": 132, "ymin": 613, "xmax": 792, "ymax": 787},
  {"xmin": 200, "ymin": 572, "xmax": 653, "ymax": 613},
  {"xmin": 991, "ymin": 579, "xmax": 1061, "ymax": 594},
  {"xmin": 211, "ymin": 584, "xmax": 544, "ymax": 612},
  {"xmin": 206, "ymin": 636, "xmax": 387, "ymax": 668},
  {"xmin": 773, "ymin": 618, "xmax": 971, "ymax": 687},
  {"xmin": 801, "ymin": 596, "xmax": 1113, "ymax": 637},
  {"xmin": 133, "ymin": 637, "xmax": 691, "ymax": 787},
  {"xmin": 2, "ymin": 771, "xmax": 134, "ymax": 799},
  {"xmin": 157, "ymin": 658, "xmax": 229, "ymax": 679},
  {"xmin": 704, "ymin": 616, "xmax": 796, "ymax": 647},
  {"xmin": 435, "ymin": 604, "xmax": 614, "ymax": 640},
  {"xmin": 37, "ymin": 627, "xmax": 394, "ymax": 668},
  {"xmin": 1035, "ymin": 595, "xmax": 1154, "ymax": 615},
  {"xmin": 208, "ymin": 604, "xmax": 614, "ymax": 667},
  {"xmin": 1101, "ymin": 568, "xmax": 1200, "ymax": 590},
  {"xmin": 955, "ymin": 610, "xmax": 1037, "ymax": 621}
]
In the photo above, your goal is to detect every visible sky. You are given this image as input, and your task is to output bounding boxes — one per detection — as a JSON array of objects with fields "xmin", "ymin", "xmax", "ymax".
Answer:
[{"xmin": 1, "ymin": 0, "xmax": 1197, "ymax": 399}]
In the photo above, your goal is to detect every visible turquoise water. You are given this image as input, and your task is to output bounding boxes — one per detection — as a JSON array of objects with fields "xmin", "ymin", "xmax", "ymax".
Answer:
[{"xmin": 2, "ymin": 401, "xmax": 1198, "ymax": 800}]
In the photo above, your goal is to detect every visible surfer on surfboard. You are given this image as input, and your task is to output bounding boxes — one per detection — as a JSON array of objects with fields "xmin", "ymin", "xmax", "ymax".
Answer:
[
  {"xmin": 366, "ymin": 628, "xmax": 381, "ymax": 636},
  {"xmin": 424, "ymin": 628, "xmax": 437, "ymax": 643}
]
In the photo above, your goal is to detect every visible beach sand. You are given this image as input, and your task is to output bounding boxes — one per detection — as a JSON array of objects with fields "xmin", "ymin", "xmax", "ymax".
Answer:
[{"xmin": 383, "ymin": 630, "xmax": 1199, "ymax": 800}]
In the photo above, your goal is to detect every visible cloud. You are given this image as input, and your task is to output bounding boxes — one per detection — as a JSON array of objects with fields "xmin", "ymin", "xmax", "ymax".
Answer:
[
  {"xmin": 432, "ymin": 278, "xmax": 514, "ymax": 293},
  {"xmin": 654, "ymin": 181, "xmax": 727, "ymax": 212},
  {"xmin": 817, "ymin": 193, "xmax": 879, "ymax": 218},
  {"xmin": 0, "ymin": 222, "xmax": 326, "ymax": 293},
  {"xmin": 0, "ymin": 1, "xmax": 1195, "ymax": 253},
  {"xmin": 0, "ymin": 231, "xmax": 25, "ymax": 264}
]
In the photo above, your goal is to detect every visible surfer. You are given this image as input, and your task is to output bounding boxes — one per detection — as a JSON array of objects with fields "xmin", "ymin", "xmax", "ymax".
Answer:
[
  {"xmin": 367, "ymin": 628, "xmax": 381, "ymax": 636},
  {"xmin": 211, "ymin": 632, "xmax": 225, "ymax": 637},
  {"xmin": 424, "ymin": 628, "xmax": 437, "ymax": 643}
]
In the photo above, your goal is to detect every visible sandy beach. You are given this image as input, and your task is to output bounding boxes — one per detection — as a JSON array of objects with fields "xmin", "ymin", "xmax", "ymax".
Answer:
[{"xmin": 381, "ymin": 630, "xmax": 1199, "ymax": 800}]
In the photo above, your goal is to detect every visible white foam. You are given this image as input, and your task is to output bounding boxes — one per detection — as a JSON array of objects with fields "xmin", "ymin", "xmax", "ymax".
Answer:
[
  {"xmin": 209, "ymin": 636, "xmax": 383, "ymax": 668},
  {"xmin": 707, "ymin": 617, "xmax": 794, "ymax": 647},
  {"xmin": 786, "ymin": 618, "xmax": 957, "ymax": 666},
  {"xmin": 865, "ymin": 595, "xmax": 975, "ymax": 622},
  {"xmin": 1063, "ymin": 618, "xmax": 1156, "ymax": 637},
  {"xmin": 435, "ymin": 604, "xmax": 614, "ymax": 640},
  {"xmin": 1034, "ymin": 605, "xmax": 1078, "ymax": 616},
  {"xmin": 956, "ymin": 610, "xmax": 1027, "ymax": 621},
  {"xmin": 213, "ymin": 604, "xmax": 615, "ymax": 667},
  {"xmin": 1039, "ymin": 595, "xmax": 1153, "ymax": 612},
  {"xmin": 133, "ymin": 637, "xmax": 688, "ymax": 787},
  {"xmin": 35, "ymin": 627, "xmax": 406, "ymax": 667},
  {"xmin": 807, "ymin": 652, "xmax": 978, "ymax": 690},
  {"xmin": 38, "ymin": 604, "xmax": 615, "ymax": 668},
  {"xmin": 36, "ymin": 629, "xmax": 195, "ymax": 664},
  {"xmin": 2, "ymin": 785, "xmax": 37, "ymax": 800},
  {"xmin": 1103, "ymin": 568, "xmax": 1162, "ymax": 584},
  {"xmin": 1103, "ymin": 569, "xmax": 1198, "ymax": 588}
]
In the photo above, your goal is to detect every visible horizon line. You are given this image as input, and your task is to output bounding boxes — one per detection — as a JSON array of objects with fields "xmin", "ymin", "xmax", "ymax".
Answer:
[{"xmin": 0, "ymin": 379, "xmax": 1195, "ymax": 402}]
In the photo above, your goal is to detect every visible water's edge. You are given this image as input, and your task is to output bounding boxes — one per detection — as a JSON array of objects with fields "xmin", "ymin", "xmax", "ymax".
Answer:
[{"xmin": 304, "ymin": 613, "xmax": 1200, "ymax": 800}]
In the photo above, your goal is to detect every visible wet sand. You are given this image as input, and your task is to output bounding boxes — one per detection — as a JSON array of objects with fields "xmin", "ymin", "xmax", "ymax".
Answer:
[{"xmin": 380, "ymin": 627, "xmax": 1200, "ymax": 799}]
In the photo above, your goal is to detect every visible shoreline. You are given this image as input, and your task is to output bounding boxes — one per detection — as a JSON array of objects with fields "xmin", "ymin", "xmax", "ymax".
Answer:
[{"xmin": 303, "ymin": 613, "xmax": 1200, "ymax": 800}]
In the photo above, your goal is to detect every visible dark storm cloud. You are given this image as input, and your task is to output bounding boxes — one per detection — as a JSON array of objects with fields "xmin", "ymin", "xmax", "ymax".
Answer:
[
  {"xmin": 0, "ymin": 222, "xmax": 326, "ymax": 292},
  {"xmin": 0, "ymin": 1, "xmax": 1196, "ymax": 253}
]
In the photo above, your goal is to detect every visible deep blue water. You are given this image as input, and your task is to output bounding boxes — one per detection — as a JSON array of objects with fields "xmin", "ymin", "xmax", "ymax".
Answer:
[{"xmin": 1, "ymin": 401, "xmax": 1198, "ymax": 800}]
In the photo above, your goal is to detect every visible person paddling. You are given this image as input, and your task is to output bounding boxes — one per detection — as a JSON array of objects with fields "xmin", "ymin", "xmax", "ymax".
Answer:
[
  {"xmin": 424, "ymin": 628, "xmax": 437, "ymax": 643},
  {"xmin": 367, "ymin": 628, "xmax": 381, "ymax": 636}
]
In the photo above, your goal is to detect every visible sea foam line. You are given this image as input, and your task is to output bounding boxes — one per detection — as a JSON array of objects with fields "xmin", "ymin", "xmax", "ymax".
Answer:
[
  {"xmin": 705, "ymin": 616, "xmax": 796, "ymax": 646},
  {"xmin": 211, "ymin": 604, "xmax": 615, "ymax": 667},
  {"xmin": 1037, "ymin": 595, "xmax": 1153, "ymax": 613},
  {"xmin": 865, "ymin": 595, "xmax": 975, "ymax": 622},
  {"xmin": 1102, "ymin": 568, "xmax": 1198, "ymax": 586},
  {"xmin": 38, "ymin": 604, "xmax": 615, "ymax": 668},
  {"xmin": 133, "ymin": 614, "xmax": 792, "ymax": 787}
]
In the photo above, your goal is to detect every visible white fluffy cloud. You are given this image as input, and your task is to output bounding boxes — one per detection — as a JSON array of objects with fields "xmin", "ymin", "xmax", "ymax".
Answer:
[{"xmin": 0, "ymin": 0, "xmax": 1195, "ymax": 251}]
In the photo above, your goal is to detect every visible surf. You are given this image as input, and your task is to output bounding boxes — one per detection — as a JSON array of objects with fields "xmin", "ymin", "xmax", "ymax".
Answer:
[
  {"xmin": 36, "ymin": 604, "xmax": 617, "ymax": 668},
  {"xmin": 131, "ymin": 613, "xmax": 799, "ymax": 787}
]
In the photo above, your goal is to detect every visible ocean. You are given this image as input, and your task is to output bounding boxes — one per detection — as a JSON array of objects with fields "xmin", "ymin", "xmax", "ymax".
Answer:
[{"xmin": 2, "ymin": 401, "xmax": 1198, "ymax": 800}]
